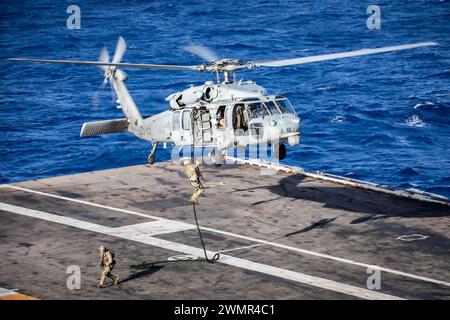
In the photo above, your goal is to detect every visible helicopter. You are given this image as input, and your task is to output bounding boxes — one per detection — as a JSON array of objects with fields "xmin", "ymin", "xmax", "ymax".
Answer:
[{"xmin": 9, "ymin": 38, "xmax": 437, "ymax": 166}]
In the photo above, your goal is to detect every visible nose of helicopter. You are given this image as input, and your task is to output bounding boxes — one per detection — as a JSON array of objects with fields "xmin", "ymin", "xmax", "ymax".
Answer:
[{"xmin": 251, "ymin": 114, "xmax": 301, "ymax": 146}]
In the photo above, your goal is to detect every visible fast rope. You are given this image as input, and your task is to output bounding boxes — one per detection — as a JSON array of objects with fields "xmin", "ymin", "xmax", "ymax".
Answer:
[
  {"xmin": 193, "ymin": 202, "xmax": 220, "ymax": 263},
  {"xmin": 129, "ymin": 202, "xmax": 219, "ymax": 270},
  {"xmin": 192, "ymin": 109, "xmax": 220, "ymax": 263},
  {"xmin": 130, "ymin": 110, "xmax": 220, "ymax": 271}
]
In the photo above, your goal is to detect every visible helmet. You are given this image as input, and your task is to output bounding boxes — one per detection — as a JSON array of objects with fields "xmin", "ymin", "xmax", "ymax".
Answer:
[{"xmin": 180, "ymin": 156, "xmax": 191, "ymax": 165}]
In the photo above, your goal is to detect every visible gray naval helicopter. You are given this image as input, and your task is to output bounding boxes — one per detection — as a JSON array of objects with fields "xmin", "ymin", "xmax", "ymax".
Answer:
[{"xmin": 9, "ymin": 38, "xmax": 437, "ymax": 165}]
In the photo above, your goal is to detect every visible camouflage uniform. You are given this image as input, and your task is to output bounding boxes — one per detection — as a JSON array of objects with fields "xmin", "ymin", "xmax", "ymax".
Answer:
[
  {"xmin": 97, "ymin": 246, "xmax": 119, "ymax": 288},
  {"xmin": 183, "ymin": 159, "xmax": 204, "ymax": 204}
]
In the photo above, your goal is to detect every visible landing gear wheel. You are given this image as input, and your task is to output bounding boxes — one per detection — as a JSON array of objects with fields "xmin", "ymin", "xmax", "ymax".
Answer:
[
  {"xmin": 273, "ymin": 143, "xmax": 286, "ymax": 161},
  {"xmin": 147, "ymin": 143, "xmax": 157, "ymax": 165},
  {"xmin": 147, "ymin": 154, "xmax": 155, "ymax": 165},
  {"xmin": 209, "ymin": 148, "xmax": 224, "ymax": 167}
]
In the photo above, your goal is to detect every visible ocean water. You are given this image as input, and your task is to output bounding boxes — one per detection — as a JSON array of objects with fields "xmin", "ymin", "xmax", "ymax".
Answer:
[{"xmin": 1, "ymin": 0, "xmax": 449, "ymax": 197}]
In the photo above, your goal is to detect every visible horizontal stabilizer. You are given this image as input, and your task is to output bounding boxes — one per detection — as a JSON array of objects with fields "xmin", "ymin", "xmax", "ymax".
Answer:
[{"xmin": 80, "ymin": 118, "xmax": 129, "ymax": 137}]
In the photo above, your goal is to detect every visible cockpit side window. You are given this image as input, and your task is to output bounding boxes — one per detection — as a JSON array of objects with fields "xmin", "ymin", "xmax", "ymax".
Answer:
[{"xmin": 247, "ymin": 102, "xmax": 270, "ymax": 119}]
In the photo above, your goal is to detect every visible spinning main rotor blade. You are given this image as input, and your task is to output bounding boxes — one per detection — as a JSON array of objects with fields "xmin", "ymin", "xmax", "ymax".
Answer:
[
  {"xmin": 8, "ymin": 57, "xmax": 198, "ymax": 71},
  {"xmin": 255, "ymin": 42, "xmax": 438, "ymax": 67},
  {"xmin": 9, "ymin": 41, "xmax": 438, "ymax": 74},
  {"xmin": 181, "ymin": 45, "xmax": 219, "ymax": 62}
]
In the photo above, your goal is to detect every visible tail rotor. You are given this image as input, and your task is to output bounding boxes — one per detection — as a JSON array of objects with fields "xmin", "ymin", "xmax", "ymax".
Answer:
[{"xmin": 91, "ymin": 37, "xmax": 127, "ymax": 107}]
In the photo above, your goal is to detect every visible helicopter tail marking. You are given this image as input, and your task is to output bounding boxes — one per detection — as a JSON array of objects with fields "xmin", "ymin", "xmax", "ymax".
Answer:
[{"xmin": 80, "ymin": 118, "xmax": 129, "ymax": 137}]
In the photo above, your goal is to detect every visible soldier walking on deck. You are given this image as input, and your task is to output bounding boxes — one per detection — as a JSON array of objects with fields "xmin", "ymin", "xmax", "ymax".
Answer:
[
  {"xmin": 97, "ymin": 245, "xmax": 119, "ymax": 288},
  {"xmin": 182, "ymin": 158, "xmax": 204, "ymax": 204}
]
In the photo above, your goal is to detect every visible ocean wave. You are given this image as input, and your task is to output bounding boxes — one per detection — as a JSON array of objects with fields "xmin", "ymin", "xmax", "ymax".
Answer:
[
  {"xmin": 404, "ymin": 115, "xmax": 426, "ymax": 127},
  {"xmin": 318, "ymin": 86, "xmax": 336, "ymax": 93},
  {"xmin": 414, "ymin": 101, "xmax": 437, "ymax": 110},
  {"xmin": 330, "ymin": 115, "xmax": 346, "ymax": 123},
  {"xmin": 434, "ymin": 93, "xmax": 450, "ymax": 97},
  {"xmin": 399, "ymin": 167, "xmax": 420, "ymax": 177},
  {"xmin": 396, "ymin": 136, "xmax": 410, "ymax": 145},
  {"xmin": 360, "ymin": 133, "xmax": 396, "ymax": 145}
]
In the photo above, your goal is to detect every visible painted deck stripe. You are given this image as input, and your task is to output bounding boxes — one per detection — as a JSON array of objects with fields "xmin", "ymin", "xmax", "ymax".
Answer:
[
  {"xmin": 0, "ymin": 293, "xmax": 39, "ymax": 300},
  {"xmin": 0, "ymin": 287, "xmax": 38, "ymax": 300},
  {"xmin": 216, "ymin": 243, "xmax": 265, "ymax": 254},
  {"xmin": 7, "ymin": 185, "xmax": 163, "ymax": 220},
  {"xmin": 200, "ymin": 227, "xmax": 450, "ymax": 288},
  {"xmin": 113, "ymin": 220, "xmax": 196, "ymax": 236},
  {"xmin": 0, "ymin": 287, "xmax": 16, "ymax": 297},
  {"xmin": 0, "ymin": 201, "xmax": 402, "ymax": 300},
  {"xmin": 5, "ymin": 185, "xmax": 450, "ymax": 288}
]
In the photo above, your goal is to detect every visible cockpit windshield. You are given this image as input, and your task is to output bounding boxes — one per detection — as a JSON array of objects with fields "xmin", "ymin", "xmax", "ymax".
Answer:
[
  {"xmin": 240, "ymin": 97, "xmax": 296, "ymax": 118},
  {"xmin": 263, "ymin": 101, "xmax": 281, "ymax": 115},
  {"xmin": 274, "ymin": 99, "xmax": 296, "ymax": 115}
]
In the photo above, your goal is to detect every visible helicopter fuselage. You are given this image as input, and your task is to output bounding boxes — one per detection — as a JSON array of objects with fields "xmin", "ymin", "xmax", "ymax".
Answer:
[{"xmin": 141, "ymin": 79, "xmax": 301, "ymax": 159}]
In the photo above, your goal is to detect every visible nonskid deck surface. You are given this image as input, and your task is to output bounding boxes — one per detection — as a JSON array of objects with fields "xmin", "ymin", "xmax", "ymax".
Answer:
[{"xmin": 0, "ymin": 161, "xmax": 449, "ymax": 299}]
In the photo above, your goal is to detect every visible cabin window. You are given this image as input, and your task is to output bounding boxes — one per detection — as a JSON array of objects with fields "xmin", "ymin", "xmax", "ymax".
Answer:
[
  {"xmin": 172, "ymin": 111, "xmax": 181, "ymax": 130},
  {"xmin": 216, "ymin": 106, "xmax": 226, "ymax": 129},
  {"xmin": 182, "ymin": 110, "xmax": 191, "ymax": 130}
]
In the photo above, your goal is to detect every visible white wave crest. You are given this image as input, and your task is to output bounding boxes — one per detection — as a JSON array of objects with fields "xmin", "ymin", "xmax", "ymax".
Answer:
[
  {"xmin": 405, "ymin": 115, "xmax": 426, "ymax": 127},
  {"xmin": 413, "ymin": 101, "xmax": 436, "ymax": 110},
  {"xmin": 331, "ymin": 115, "xmax": 346, "ymax": 123}
]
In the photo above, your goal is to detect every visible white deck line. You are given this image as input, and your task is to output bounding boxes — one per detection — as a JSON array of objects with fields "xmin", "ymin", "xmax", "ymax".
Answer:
[
  {"xmin": 0, "ymin": 201, "xmax": 402, "ymax": 300},
  {"xmin": 113, "ymin": 220, "xmax": 196, "ymax": 237},
  {"xmin": 216, "ymin": 243, "xmax": 265, "ymax": 254},
  {"xmin": 5, "ymin": 185, "xmax": 450, "ymax": 288}
]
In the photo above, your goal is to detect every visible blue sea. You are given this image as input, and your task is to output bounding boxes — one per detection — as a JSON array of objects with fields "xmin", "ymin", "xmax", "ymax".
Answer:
[{"xmin": 1, "ymin": 0, "xmax": 449, "ymax": 197}]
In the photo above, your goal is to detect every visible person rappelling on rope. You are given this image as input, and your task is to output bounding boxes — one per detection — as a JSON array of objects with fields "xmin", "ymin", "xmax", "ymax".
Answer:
[{"xmin": 182, "ymin": 157, "xmax": 204, "ymax": 204}]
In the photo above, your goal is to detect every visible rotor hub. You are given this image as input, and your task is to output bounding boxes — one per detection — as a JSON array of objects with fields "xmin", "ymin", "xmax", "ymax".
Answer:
[
  {"xmin": 197, "ymin": 59, "xmax": 255, "ymax": 73},
  {"xmin": 104, "ymin": 68, "xmax": 113, "ymax": 79}
]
